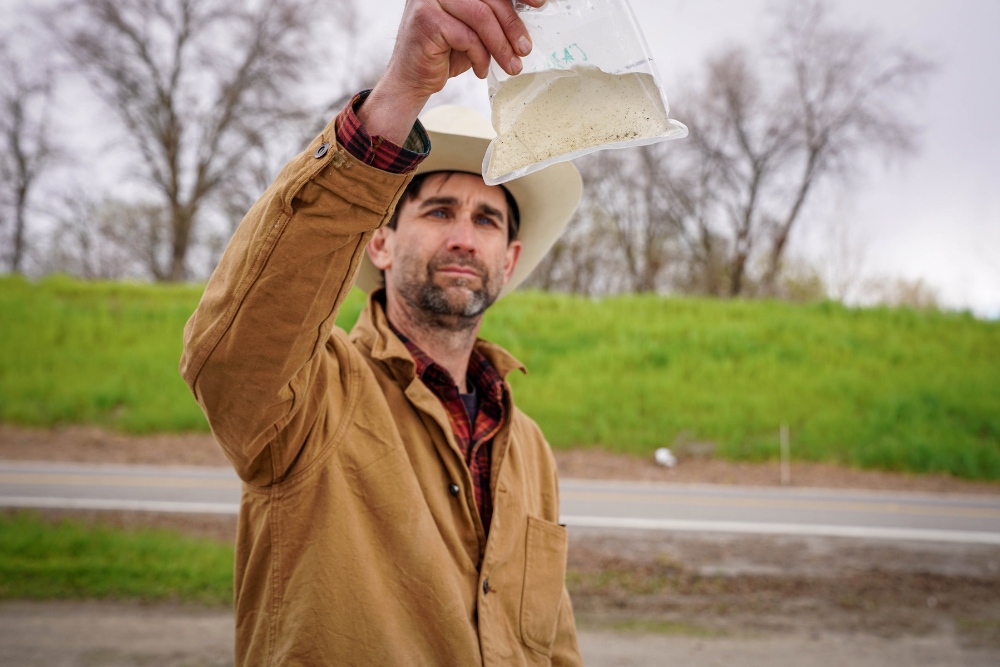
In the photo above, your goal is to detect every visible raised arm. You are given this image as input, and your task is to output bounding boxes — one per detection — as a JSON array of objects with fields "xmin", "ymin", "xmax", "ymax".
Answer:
[
  {"xmin": 178, "ymin": 0, "xmax": 543, "ymax": 486},
  {"xmin": 178, "ymin": 114, "xmax": 417, "ymax": 485}
]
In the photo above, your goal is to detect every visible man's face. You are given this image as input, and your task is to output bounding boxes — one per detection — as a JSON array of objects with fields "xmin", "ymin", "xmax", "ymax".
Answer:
[{"xmin": 368, "ymin": 172, "xmax": 522, "ymax": 329}]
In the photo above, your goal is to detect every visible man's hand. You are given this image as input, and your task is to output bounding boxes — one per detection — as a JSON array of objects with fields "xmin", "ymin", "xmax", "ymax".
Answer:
[{"xmin": 358, "ymin": 0, "xmax": 546, "ymax": 146}]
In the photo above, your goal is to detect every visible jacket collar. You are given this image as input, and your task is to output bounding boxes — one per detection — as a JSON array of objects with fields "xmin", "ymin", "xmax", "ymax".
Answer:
[{"xmin": 349, "ymin": 290, "xmax": 527, "ymax": 385}]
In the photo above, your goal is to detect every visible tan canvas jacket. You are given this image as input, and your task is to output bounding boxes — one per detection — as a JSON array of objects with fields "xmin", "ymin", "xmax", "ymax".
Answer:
[{"xmin": 179, "ymin": 117, "xmax": 582, "ymax": 666}]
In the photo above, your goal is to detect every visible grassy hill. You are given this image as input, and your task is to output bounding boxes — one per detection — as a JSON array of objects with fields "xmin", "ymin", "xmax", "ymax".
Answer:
[{"xmin": 2, "ymin": 274, "xmax": 998, "ymax": 479}]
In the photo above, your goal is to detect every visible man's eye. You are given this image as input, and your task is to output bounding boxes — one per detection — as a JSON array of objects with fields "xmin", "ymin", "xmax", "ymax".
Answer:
[
  {"xmin": 477, "ymin": 216, "xmax": 498, "ymax": 227},
  {"xmin": 428, "ymin": 209, "xmax": 447, "ymax": 218}
]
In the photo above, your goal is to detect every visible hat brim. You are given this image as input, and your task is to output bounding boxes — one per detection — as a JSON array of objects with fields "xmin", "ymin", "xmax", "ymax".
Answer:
[{"xmin": 354, "ymin": 106, "xmax": 582, "ymax": 298}]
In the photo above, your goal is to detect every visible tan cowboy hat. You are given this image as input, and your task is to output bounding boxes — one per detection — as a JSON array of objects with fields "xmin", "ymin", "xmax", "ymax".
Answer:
[{"xmin": 355, "ymin": 104, "xmax": 583, "ymax": 298}]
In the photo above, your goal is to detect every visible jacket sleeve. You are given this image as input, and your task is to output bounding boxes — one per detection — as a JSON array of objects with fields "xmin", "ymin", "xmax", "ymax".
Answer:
[{"xmin": 179, "ymin": 117, "xmax": 414, "ymax": 486}]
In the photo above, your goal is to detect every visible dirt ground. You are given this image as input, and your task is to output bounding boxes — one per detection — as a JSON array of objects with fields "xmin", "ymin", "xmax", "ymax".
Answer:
[
  {"xmin": 1, "ymin": 597, "xmax": 998, "ymax": 667},
  {"xmin": 3, "ymin": 424, "xmax": 1000, "ymax": 666}
]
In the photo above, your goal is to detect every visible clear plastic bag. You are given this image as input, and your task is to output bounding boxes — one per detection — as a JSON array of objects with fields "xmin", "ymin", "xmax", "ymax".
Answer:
[{"xmin": 483, "ymin": 0, "xmax": 688, "ymax": 186}]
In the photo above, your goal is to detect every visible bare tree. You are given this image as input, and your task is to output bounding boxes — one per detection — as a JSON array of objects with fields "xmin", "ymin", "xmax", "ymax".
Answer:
[
  {"xmin": 529, "ymin": 144, "xmax": 705, "ymax": 296},
  {"xmin": 860, "ymin": 274, "xmax": 941, "ymax": 311},
  {"xmin": 216, "ymin": 60, "xmax": 383, "ymax": 239},
  {"xmin": 674, "ymin": 0, "xmax": 933, "ymax": 296},
  {"xmin": 0, "ymin": 43, "xmax": 54, "ymax": 274},
  {"xmin": 820, "ymin": 212, "xmax": 869, "ymax": 303},
  {"xmin": 47, "ymin": 0, "xmax": 356, "ymax": 281},
  {"xmin": 526, "ymin": 206, "xmax": 615, "ymax": 296},
  {"xmin": 41, "ymin": 193, "xmax": 164, "ymax": 280},
  {"xmin": 584, "ymin": 148, "xmax": 678, "ymax": 292},
  {"xmin": 526, "ymin": 1, "xmax": 931, "ymax": 301},
  {"xmin": 761, "ymin": 1, "xmax": 933, "ymax": 291},
  {"xmin": 641, "ymin": 130, "xmax": 733, "ymax": 296}
]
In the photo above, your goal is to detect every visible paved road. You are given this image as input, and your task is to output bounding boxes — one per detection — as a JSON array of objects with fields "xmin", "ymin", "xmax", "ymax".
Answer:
[{"xmin": 2, "ymin": 460, "xmax": 1000, "ymax": 544}]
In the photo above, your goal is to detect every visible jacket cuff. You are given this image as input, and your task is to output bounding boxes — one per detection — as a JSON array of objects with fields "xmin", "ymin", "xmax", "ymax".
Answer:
[{"xmin": 335, "ymin": 90, "xmax": 430, "ymax": 174}]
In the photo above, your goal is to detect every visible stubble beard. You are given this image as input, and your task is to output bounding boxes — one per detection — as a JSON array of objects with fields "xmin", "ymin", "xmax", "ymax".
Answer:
[{"xmin": 396, "ymin": 253, "xmax": 503, "ymax": 333}]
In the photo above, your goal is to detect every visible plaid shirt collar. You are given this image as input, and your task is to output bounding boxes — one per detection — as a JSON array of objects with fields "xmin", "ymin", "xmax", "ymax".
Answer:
[
  {"xmin": 376, "ymin": 292, "xmax": 507, "ymax": 538},
  {"xmin": 384, "ymin": 313, "xmax": 508, "ymax": 449}
]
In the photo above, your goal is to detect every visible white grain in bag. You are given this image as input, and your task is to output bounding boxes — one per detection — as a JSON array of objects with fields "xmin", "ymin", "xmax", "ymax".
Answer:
[{"xmin": 483, "ymin": 0, "xmax": 687, "ymax": 185}]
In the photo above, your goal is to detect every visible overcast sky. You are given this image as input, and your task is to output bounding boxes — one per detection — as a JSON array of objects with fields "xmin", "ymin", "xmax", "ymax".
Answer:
[
  {"xmin": 5, "ymin": 0, "xmax": 997, "ymax": 315},
  {"xmin": 360, "ymin": 0, "xmax": 1000, "ymax": 317}
]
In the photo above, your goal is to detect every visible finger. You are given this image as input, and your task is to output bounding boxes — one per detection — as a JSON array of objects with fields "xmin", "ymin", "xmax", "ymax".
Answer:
[
  {"xmin": 437, "ymin": 11, "xmax": 493, "ymax": 79},
  {"xmin": 440, "ymin": 0, "xmax": 525, "ymax": 76},
  {"xmin": 481, "ymin": 0, "xmax": 535, "ymax": 57},
  {"xmin": 449, "ymin": 52, "xmax": 474, "ymax": 79}
]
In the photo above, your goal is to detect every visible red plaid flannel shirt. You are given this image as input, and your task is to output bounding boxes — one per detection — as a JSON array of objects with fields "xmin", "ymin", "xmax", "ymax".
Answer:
[
  {"xmin": 388, "ymin": 317, "xmax": 507, "ymax": 538},
  {"xmin": 335, "ymin": 90, "xmax": 429, "ymax": 173}
]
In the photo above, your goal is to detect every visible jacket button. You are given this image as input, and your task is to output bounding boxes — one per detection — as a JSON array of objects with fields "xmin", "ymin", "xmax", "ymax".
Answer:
[
  {"xmin": 448, "ymin": 483, "xmax": 460, "ymax": 497},
  {"xmin": 482, "ymin": 578, "xmax": 490, "ymax": 595},
  {"xmin": 314, "ymin": 142, "xmax": 330, "ymax": 158}
]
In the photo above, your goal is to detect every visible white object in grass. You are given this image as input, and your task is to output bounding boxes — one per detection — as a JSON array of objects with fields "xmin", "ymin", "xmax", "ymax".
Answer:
[{"xmin": 654, "ymin": 447, "xmax": 677, "ymax": 467}]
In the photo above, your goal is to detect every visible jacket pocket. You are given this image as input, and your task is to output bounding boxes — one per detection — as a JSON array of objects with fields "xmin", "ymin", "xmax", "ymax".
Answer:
[{"xmin": 520, "ymin": 515, "xmax": 569, "ymax": 656}]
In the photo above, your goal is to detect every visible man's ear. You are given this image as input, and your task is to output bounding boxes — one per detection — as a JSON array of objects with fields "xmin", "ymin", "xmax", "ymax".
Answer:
[
  {"xmin": 367, "ymin": 226, "xmax": 394, "ymax": 271},
  {"xmin": 502, "ymin": 239, "xmax": 522, "ymax": 285}
]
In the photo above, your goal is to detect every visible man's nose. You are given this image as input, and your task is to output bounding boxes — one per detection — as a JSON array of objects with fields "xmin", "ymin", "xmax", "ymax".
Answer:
[{"xmin": 445, "ymin": 216, "xmax": 478, "ymax": 254}]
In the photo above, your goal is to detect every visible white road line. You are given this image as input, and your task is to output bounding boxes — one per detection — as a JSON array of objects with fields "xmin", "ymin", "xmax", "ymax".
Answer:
[
  {"xmin": 560, "ymin": 515, "xmax": 1000, "ymax": 545},
  {"xmin": 4, "ymin": 497, "xmax": 999, "ymax": 544},
  {"xmin": 0, "ymin": 496, "xmax": 239, "ymax": 515}
]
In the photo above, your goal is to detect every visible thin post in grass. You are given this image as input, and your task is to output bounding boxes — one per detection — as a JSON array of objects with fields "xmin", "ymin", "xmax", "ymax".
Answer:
[{"xmin": 780, "ymin": 423, "xmax": 791, "ymax": 487}]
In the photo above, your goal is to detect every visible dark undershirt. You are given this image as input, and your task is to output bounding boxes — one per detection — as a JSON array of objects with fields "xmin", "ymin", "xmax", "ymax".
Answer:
[{"xmin": 459, "ymin": 382, "xmax": 479, "ymax": 428}]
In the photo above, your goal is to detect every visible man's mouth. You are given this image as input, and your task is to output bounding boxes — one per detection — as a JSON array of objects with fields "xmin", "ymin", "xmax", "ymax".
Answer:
[{"xmin": 436, "ymin": 265, "xmax": 481, "ymax": 278}]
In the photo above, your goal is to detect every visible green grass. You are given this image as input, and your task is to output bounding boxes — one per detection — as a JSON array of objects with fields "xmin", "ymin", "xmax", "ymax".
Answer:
[
  {"xmin": 0, "ymin": 512, "xmax": 233, "ymax": 604},
  {"xmin": 0, "ymin": 273, "xmax": 364, "ymax": 433},
  {"xmin": 482, "ymin": 292, "xmax": 1000, "ymax": 480},
  {"xmin": 2, "ymin": 274, "xmax": 999, "ymax": 479}
]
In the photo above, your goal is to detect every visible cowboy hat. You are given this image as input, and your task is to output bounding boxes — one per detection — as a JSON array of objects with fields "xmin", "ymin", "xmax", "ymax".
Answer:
[{"xmin": 354, "ymin": 104, "xmax": 583, "ymax": 298}]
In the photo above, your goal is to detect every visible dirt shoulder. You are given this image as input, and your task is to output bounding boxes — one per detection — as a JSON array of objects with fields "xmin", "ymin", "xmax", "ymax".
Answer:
[
  {"xmin": 2, "ymin": 598, "xmax": 998, "ymax": 667},
  {"xmin": 3, "ymin": 423, "xmax": 1000, "ymax": 495},
  {"xmin": 567, "ymin": 528, "xmax": 1000, "ymax": 649}
]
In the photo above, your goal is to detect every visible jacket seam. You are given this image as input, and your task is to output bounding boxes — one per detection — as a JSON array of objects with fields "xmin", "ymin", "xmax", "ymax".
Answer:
[
  {"xmin": 266, "ymin": 483, "xmax": 282, "ymax": 666},
  {"xmin": 193, "ymin": 213, "xmax": 290, "ymax": 473},
  {"xmin": 275, "ymin": 334, "xmax": 362, "ymax": 491}
]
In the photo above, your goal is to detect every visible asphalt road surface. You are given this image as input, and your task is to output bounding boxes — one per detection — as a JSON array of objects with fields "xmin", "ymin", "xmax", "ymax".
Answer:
[{"xmin": 2, "ymin": 461, "xmax": 999, "ymax": 544}]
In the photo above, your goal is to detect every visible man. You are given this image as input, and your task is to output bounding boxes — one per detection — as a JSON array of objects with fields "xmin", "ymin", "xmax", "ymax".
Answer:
[{"xmin": 180, "ymin": 0, "xmax": 583, "ymax": 664}]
